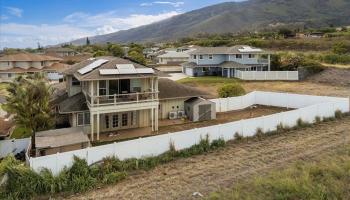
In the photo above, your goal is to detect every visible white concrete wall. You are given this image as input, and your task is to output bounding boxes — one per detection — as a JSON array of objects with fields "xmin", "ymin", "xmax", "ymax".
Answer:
[{"xmin": 29, "ymin": 91, "xmax": 350, "ymax": 175}]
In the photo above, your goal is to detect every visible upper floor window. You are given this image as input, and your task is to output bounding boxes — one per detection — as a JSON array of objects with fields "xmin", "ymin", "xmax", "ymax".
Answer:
[
  {"xmin": 199, "ymin": 55, "xmax": 203, "ymax": 60},
  {"xmin": 249, "ymin": 54, "xmax": 255, "ymax": 58},
  {"xmin": 99, "ymin": 80, "xmax": 107, "ymax": 95},
  {"xmin": 193, "ymin": 55, "xmax": 197, "ymax": 59},
  {"xmin": 72, "ymin": 77, "xmax": 80, "ymax": 86},
  {"xmin": 7, "ymin": 61, "xmax": 10, "ymax": 66},
  {"xmin": 236, "ymin": 54, "xmax": 242, "ymax": 59},
  {"xmin": 41, "ymin": 61, "xmax": 44, "ymax": 66},
  {"xmin": 208, "ymin": 54, "xmax": 213, "ymax": 60}
]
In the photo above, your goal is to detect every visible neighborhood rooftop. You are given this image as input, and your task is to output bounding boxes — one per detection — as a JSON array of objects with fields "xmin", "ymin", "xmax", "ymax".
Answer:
[
  {"xmin": 0, "ymin": 52, "xmax": 62, "ymax": 62},
  {"xmin": 190, "ymin": 45, "xmax": 268, "ymax": 55}
]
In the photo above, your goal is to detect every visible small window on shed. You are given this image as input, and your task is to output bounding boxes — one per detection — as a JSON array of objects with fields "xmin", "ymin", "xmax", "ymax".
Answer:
[
  {"xmin": 72, "ymin": 77, "xmax": 81, "ymax": 86},
  {"xmin": 77, "ymin": 113, "xmax": 84, "ymax": 126}
]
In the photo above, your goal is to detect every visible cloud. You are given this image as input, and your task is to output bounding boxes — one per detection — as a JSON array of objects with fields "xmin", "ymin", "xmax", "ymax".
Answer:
[
  {"xmin": 141, "ymin": 1, "xmax": 184, "ymax": 7},
  {"xmin": 1, "ymin": 10, "xmax": 181, "ymax": 48},
  {"xmin": 64, "ymin": 10, "xmax": 181, "ymax": 34},
  {"xmin": 5, "ymin": 7, "xmax": 23, "ymax": 17},
  {"xmin": 1, "ymin": 15, "xmax": 9, "ymax": 20}
]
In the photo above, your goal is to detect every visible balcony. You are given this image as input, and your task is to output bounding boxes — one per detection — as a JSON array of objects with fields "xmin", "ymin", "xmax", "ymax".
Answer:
[
  {"xmin": 257, "ymin": 58, "xmax": 269, "ymax": 64},
  {"xmin": 86, "ymin": 91, "xmax": 159, "ymax": 107}
]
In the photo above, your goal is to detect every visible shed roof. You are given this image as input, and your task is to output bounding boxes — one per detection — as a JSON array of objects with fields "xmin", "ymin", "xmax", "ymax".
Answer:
[
  {"xmin": 36, "ymin": 127, "xmax": 89, "ymax": 149},
  {"xmin": 158, "ymin": 79, "xmax": 209, "ymax": 100}
]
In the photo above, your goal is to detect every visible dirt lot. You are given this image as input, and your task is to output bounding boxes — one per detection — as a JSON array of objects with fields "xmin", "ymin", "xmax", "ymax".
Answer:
[
  {"xmin": 66, "ymin": 116, "xmax": 350, "ymax": 200},
  {"xmin": 159, "ymin": 106, "xmax": 287, "ymax": 134},
  {"xmin": 182, "ymin": 68, "xmax": 350, "ymax": 98}
]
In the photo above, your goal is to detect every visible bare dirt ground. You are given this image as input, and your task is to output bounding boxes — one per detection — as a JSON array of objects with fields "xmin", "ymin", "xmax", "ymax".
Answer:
[
  {"xmin": 65, "ymin": 117, "xmax": 350, "ymax": 200},
  {"xmin": 187, "ymin": 68, "xmax": 350, "ymax": 98},
  {"xmin": 159, "ymin": 106, "xmax": 287, "ymax": 134}
]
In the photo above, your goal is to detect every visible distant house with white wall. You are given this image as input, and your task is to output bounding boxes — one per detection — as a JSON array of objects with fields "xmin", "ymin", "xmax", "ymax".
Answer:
[
  {"xmin": 45, "ymin": 47, "xmax": 78, "ymax": 57},
  {"xmin": 156, "ymin": 47, "xmax": 196, "ymax": 72},
  {"xmin": 0, "ymin": 53, "xmax": 68, "ymax": 82},
  {"xmin": 182, "ymin": 45, "xmax": 271, "ymax": 78}
]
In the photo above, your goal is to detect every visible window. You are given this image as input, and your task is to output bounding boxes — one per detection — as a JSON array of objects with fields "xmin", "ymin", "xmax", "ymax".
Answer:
[
  {"xmin": 236, "ymin": 54, "xmax": 242, "ymax": 59},
  {"xmin": 112, "ymin": 114, "xmax": 119, "ymax": 128},
  {"xmin": 105, "ymin": 115, "xmax": 110, "ymax": 129},
  {"xmin": 72, "ymin": 77, "xmax": 80, "ymax": 86},
  {"xmin": 208, "ymin": 54, "xmax": 213, "ymax": 59},
  {"xmin": 202, "ymin": 67, "xmax": 209, "ymax": 72},
  {"xmin": 249, "ymin": 54, "xmax": 255, "ymax": 58},
  {"xmin": 84, "ymin": 112, "xmax": 90, "ymax": 125},
  {"xmin": 41, "ymin": 61, "xmax": 44, "ymax": 66},
  {"xmin": 7, "ymin": 61, "xmax": 10, "ymax": 66},
  {"xmin": 77, "ymin": 113, "xmax": 84, "ymax": 126},
  {"xmin": 99, "ymin": 80, "xmax": 107, "ymax": 95},
  {"xmin": 199, "ymin": 55, "xmax": 203, "ymax": 59},
  {"xmin": 193, "ymin": 55, "xmax": 197, "ymax": 59},
  {"xmin": 8, "ymin": 73, "xmax": 12, "ymax": 78},
  {"xmin": 77, "ymin": 112, "xmax": 90, "ymax": 126},
  {"xmin": 122, "ymin": 113, "xmax": 128, "ymax": 127}
]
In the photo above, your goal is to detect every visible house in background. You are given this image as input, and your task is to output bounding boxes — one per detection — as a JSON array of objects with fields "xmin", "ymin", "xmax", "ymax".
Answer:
[
  {"xmin": 182, "ymin": 45, "xmax": 271, "ymax": 78},
  {"xmin": 156, "ymin": 48, "xmax": 196, "ymax": 72},
  {"xmin": 55, "ymin": 56, "xmax": 210, "ymax": 142},
  {"xmin": 0, "ymin": 52, "xmax": 68, "ymax": 82},
  {"xmin": 45, "ymin": 47, "xmax": 78, "ymax": 57}
]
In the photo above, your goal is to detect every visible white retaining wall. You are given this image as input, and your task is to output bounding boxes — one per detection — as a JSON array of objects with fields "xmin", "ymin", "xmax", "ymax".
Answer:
[
  {"xmin": 234, "ymin": 70, "xmax": 299, "ymax": 81},
  {"xmin": 29, "ymin": 91, "xmax": 349, "ymax": 175},
  {"xmin": 0, "ymin": 138, "xmax": 30, "ymax": 159}
]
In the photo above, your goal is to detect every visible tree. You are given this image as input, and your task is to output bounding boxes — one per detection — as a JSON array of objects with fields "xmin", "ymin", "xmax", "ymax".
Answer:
[
  {"xmin": 217, "ymin": 83, "xmax": 246, "ymax": 98},
  {"xmin": 4, "ymin": 74, "xmax": 55, "ymax": 154},
  {"xmin": 332, "ymin": 43, "xmax": 348, "ymax": 55},
  {"xmin": 128, "ymin": 50, "xmax": 146, "ymax": 65},
  {"xmin": 86, "ymin": 37, "xmax": 90, "ymax": 46},
  {"xmin": 109, "ymin": 44, "xmax": 125, "ymax": 57}
]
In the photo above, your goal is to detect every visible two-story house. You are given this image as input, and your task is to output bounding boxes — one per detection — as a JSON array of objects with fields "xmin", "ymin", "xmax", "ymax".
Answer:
[
  {"xmin": 58, "ymin": 56, "xmax": 208, "ymax": 141},
  {"xmin": 182, "ymin": 45, "xmax": 271, "ymax": 78},
  {"xmin": 0, "ymin": 52, "xmax": 67, "ymax": 82}
]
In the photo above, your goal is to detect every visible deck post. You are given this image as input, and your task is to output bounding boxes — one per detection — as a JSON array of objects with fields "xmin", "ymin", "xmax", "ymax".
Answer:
[
  {"xmin": 90, "ymin": 113, "xmax": 94, "ymax": 142},
  {"xmin": 151, "ymin": 108, "xmax": 154, "ymax": 131},
  {"xmin": 97, "ymin": 112, "xmax": 100, "ymax": 141},
  {"xmin": 90, "ymin": 81, "xmax": 94, "ymax": 106},
  {"xmin": 268, "ymin": 54, "xmax": 271, "ymax": 71},
  {"xmin": 154, "ymin": 107, "xmax": 158, "ymax": 131}
]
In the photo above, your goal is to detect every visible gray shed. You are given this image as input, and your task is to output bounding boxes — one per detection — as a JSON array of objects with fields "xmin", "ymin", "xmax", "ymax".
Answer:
[{"xmin": 185, "ymin": 97, "xmax": 216, "ymax": 122}]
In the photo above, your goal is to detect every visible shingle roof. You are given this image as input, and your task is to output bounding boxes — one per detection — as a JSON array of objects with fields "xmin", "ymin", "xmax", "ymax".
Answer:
[
  {"xmin": 58, "ymin": 93, "xmax": 89, "ymax": 113},
  {"xmin": 190, "ymin": 45, "xmax": 267, "ymax": 55},
  {"xmin": 0, "ymin": 53, "xmax": 62, "ymax": 62},
  {"xmin": 158, "ymin": 79, "xmax": 209, "ymax": 99},
  {"xmin": 36, "ymin": 127, "xmax": 89, "ymax": 149},
  {"xmin": 66, "ymin": 56, "xmax": 158, "ymax": 81}
]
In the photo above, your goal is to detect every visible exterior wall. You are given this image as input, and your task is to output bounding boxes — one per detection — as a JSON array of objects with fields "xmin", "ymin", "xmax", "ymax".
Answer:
[
  {"xmin": 0, "ymin": 61, "xmax": 13, "ymax": 70},
  {"xmin": 158, "ymin": 57, "xmax": 188, "ymax": 65},
  {"xmin": 185, "ymin": 100, "xmax": 216, "ymax": 122},
  {"xmin": 228, "ymin": 54, "xmax": 261, "ymax": 65},
  {"xmin": 67, "ymin": 76, "xmax": 82, "ymax": 97},
  {"xmin": 189, "ymin": 53, "xmax": 268, "ymax": 66},
  {"xmin": 195, "ymin": 54, "xmax": 226, "ymax": 65},
  {"xmin": 159, "ymin": 98, "xmax": 187, "ymax": 119}
]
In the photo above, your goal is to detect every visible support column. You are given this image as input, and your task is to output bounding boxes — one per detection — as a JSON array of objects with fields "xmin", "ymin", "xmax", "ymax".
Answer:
[
  {"xmin": 155, "ymin": 78, "xmax": 159, "ymax": 99},
  {"xmin": 154, "ymin": 107, "xmax": 158, "ymax": 131},
  {"xmin": 96, "ymin": 112, "xmax": 100, "ymax": 141},
  {"xmin": 268, "ymin": 54, "xmax": 271, "ymax": 71},
  {"xmin": 151, "ymin": 108, "xmax": 154, "ymax": 131},
  {"xmin": 90, "ymin": 113, "xmax": 94, "ymax": 142},
  {"xmin": 90, "ymin": 81, "xmax": 94, "ymax": 106}
]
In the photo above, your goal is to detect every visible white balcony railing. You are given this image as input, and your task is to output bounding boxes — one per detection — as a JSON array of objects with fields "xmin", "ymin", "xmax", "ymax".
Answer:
[{"xmin": 86, "ymin": 91, "xmax": 159, "ymax": 107}]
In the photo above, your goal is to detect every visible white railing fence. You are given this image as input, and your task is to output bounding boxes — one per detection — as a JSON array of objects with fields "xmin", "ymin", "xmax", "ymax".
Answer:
[
  {"xmin": 234, "ymin": 70, "xmax": 299, "ymax": 81},
  {"xmin": 29, "ymin": 91, "xmax": 349, "ymax": 175}
]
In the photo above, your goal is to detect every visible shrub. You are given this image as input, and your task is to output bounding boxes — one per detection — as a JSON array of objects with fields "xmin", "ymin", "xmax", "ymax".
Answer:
[
  {"xmin": 332, "ymin": 42, "xmax": 349, "ymax": 55},
  {"xmin": 217, "ymin": 83, "xmax": 246, "ymax": 98},
  {"xmin": 210, "ymin": 138, "xmax": 226, "ymax": 149},
  {"xmin": 296, "ymin": 118, "xmax": 310, "ymax": 128},
  {"xmin": 103, "ymin": 172, "xmax": 127, "ymax": 184},
  {"xmin": 335, "ymin": 110, "xmax": 343, "ymax": 119},
  {"xmin": 255, "ymin": 128, "xmax": 264, "ymax": 139},
  {"xmin": 234, "ymin": 132, "xmax": 244, "ymax": 141},
  {"xmin": 301, "ymin": 59, "xmax": 324, "ymax": 73},
  {"xmin": 315, "ymin": 116, "xmax": 321, "ymax": 124}
]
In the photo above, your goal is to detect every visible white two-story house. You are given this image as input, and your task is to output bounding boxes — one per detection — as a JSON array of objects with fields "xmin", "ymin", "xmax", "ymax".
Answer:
[{"xmin": 182, "ymin": 45, "xmax": 271, "ymax": 78}]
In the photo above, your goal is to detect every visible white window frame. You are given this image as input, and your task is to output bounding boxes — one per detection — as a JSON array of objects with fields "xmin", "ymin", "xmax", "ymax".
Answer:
[
  {"xmin": 208, "ymin": 54, "xmax": 213, "ymax": 60},
  {"xmin": 77, "ymin": 112, "xmax": 90, "ymax": 126}
]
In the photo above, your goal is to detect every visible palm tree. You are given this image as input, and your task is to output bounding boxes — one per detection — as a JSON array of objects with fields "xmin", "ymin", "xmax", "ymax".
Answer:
[{"xmin": 4, "ymin": 73, "xmax": 55, "ymax": 155}]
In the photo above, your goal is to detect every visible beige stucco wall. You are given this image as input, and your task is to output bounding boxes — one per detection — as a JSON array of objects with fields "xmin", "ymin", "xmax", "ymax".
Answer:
[
  {"xmin": 0, "ymin": 61, "xmax": 13, "ymax": 70},
  {"xmin": 159, "ymin": 98, "xmax": 187, "ymax": 119}
]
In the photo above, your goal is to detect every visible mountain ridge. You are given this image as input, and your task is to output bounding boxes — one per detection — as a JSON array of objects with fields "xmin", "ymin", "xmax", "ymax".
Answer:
[{"xmin": 70, "ymin": 0, "xmax": 350, "ymax": 45}]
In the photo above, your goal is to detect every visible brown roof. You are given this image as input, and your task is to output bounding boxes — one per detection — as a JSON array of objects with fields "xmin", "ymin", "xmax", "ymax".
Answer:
[
  {"xmin": 67, "ymin": 56, "xmax": 158, "ymax": 81},
  {"xmin": 43, "ymin": 62, "xmax": 69, "ymax": 72},
  {"xmin": 0, "ymin": 118, "xmax": 13, "ymax": 137},
  {"xmin": 0, "ymin": 52, "xmax": 62, "ymax": 62},
  {"xmin": 36, "ymin": 127, "xmax": 90, "ymax": 149},
  {"xmin": 158, "ymin": 78, "xmax": 209, "ymax": 100},
  {"xmin": 0, "ymin": 63, "xmax": 68, "ymax": 73},
  {"xmin": 190, "ymin": 45, "xmax": 268, "ymax": 55},
  {"xmin": 58, "ymin": 93, "xmax": 89, "ymax": 113}
]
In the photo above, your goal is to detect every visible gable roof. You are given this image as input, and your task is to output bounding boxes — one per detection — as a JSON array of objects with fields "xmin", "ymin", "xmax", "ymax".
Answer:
[
  {"xmin": 58, "ymin": 93, "xmax": 89, "ymax": 113},
  {"xmin": 66, "ymin": 56, "xmax": 158, "ymax": 81},
  {"xmin": 158, "ymin": 78, "xmax": 209, "ymax": 100},
  {"xmin": 0, "ymin": 53, "xmax": 62, "ymax": 62},
  {"xmin": 190, "ymin": 45, "xmax": 268, "ymax": 55}
]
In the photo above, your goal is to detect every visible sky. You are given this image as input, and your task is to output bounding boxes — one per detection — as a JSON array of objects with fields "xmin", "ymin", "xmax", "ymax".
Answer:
[{"xmin": 0, "ymin": 0, "xmax": 246, "ymax": 49}]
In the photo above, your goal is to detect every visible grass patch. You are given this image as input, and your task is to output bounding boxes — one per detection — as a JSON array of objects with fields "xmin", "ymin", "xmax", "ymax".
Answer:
[
  {"xmin": 10, "ymin": 126, "xmax": 32, "ymax": 139},
  {"xmin": 208, "ymin": 145, "xmax": 350, "ymax": 200},
  {"xmin": 177, "ymin": 76, "xmax": 240, "ymax": 85}
]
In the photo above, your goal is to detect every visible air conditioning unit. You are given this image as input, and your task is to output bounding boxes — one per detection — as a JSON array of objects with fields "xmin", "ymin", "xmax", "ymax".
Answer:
[
  {"xmin": 177, "ymin": 111, "xmax": 186, "ymax": 118},
  {"xmin": 169, "ymin": 111, "xmax": 178, "ymax": 120}
]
